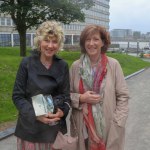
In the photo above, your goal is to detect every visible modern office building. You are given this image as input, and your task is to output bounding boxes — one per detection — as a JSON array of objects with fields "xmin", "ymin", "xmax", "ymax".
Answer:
[
  {"xmin": 110, "ymin": 29, "xmax": 133, "ymax": 40},
  {"xmin": 0, "ymin": 0, "xmax": 110, "ymax": 47}
]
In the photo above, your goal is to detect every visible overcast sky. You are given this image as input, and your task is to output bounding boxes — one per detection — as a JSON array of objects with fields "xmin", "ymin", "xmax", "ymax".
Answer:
[{"xmin": 109, "ymin": 0, "xmax": 150, "ymax": 33}]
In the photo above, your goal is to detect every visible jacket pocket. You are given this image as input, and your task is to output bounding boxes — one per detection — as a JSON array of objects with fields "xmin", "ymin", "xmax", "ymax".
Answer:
[
  {"xmin": 106, "ymin": 120, "xmax": 125, "ymax": 150},
  {"xmin": 19, "ymin": 116, "xmax": 38, "ymax": 134}
]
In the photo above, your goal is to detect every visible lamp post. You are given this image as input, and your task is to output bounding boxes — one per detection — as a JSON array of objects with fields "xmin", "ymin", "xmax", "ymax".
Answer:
[
  {"xmin": 137, "ymin": 40, "xmax": 139, "ymax": 56},
  {"xmin": 11, "ymin": 28, "xmax": 15, "ymax": 47}
]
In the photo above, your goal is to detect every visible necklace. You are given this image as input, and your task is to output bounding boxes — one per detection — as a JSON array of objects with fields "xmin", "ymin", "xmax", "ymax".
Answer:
[
  {"xmin": 41, "ymin": 60, "xmax": 52, "ymax": 69},
  {"xmin": 42, "ymin": 63, "xmax": 51, "ymax": 68}
]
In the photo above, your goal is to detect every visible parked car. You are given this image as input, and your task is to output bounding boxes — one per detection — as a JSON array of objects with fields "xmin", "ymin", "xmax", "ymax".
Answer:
[
  {"xmin": 143, "ymin": 46, "xmax": 150, "ymax": 50},
  {"xmin": 143, "ymin": 50, "xmax": 150, "ymax": 58}
]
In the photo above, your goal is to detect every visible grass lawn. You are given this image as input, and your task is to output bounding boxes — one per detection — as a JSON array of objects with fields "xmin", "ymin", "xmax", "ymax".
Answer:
[{"xmin": 0, "ymin": 47, "xmax": 150, "ymax": 123}]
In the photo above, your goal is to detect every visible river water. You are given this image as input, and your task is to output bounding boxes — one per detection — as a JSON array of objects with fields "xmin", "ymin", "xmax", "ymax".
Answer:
[{"xmin": 111, "ymin": 41, "xmax": 150, "ymax": 49}]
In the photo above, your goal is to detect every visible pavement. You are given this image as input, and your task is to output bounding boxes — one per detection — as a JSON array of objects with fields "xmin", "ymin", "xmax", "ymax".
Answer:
[
  {"xmin": 125, "ymin": 67, "xmax": 150, "ymax": 150},
  {"xmin": 0, "ymin": 67, "xmax": 150, "ymax": 150}
]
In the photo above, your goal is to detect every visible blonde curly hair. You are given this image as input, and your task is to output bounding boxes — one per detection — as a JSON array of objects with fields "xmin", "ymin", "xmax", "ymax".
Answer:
[{"xmin": 34, "ymin": 20, "xmax": 64, "ymax": 50}]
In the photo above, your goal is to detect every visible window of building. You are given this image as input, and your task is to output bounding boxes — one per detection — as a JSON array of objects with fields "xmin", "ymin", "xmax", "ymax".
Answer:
[
  {"xmin": 1, "ymin": 18, "xmax": 5, "ymax": 26},
  {"xmin": 64, "ymin": 35, "xmax": 72, "ymax": 44},
  {"xmin": 13, "ymin": 34, "xmax": 20, "ymax": 46},
  {"xmin": 0, "ymin": 34, "xmax": 11, "ymax": 46},
  {"xmin": 26, "ymin": 34, "xmax": 31, "ymax": 46},
  {"xmin": 73, "ymin": 35, "xmax": 80, "ymax": 44},
  {"xmin": 6, "ymin": 18, "xmax": 11, "ymax": 26}
]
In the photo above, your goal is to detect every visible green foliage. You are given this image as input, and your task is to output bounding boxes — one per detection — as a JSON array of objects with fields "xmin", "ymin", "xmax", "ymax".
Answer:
[
  {"xmin": 107, "ymin": 53, "xmax": 150, "ymax": 76},
  {"xmin": 58, "ymin": 51, "xmax": 81, "ymax": 67},
  {"xmin": 0, "ymin": 0, "xmax": 93, "ymax": 26},
  {"xmin": 0, "ymin": 47, "xmax": 150, "ymax": 123},
  {"xmin": 0, "ymin": 0, "xmax": 94, "ymax": 56}
]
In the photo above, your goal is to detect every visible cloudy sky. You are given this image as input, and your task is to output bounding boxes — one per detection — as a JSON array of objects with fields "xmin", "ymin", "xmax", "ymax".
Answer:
[{"xmin": 109, "ymin": 0, "xmax": 150, "ymax": 33}]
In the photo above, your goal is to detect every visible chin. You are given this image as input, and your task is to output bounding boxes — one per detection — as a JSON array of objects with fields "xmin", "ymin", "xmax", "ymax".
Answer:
[{"xmin": 88, "ymin": 52, "xmax": 97, "ymax": 56}]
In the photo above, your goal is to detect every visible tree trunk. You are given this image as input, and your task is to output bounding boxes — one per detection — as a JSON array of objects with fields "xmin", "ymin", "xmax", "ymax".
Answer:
[{"xmin": 18, "ymin": 30, "xmax": 27, "ymax": 57}]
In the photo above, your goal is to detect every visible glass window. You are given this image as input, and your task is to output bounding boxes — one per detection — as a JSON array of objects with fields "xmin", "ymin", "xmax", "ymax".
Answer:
[
  {"xmin": 64, "ymin": 35, "xmax": 72, "ymax": 44},
  {"xmin": 13, "ymin": 34, "xmax": 20, "ymax": 46},
  {"xmin": 26, "ymin": 34, "xmax": 31, "ymax": 46},
  {"xmin": 1, "ymin": 18, "xmax": 5, "ymax": 26},
  {"xmin": 13, "ymin": 34, "xmax": 32, "ymax": 46},
  {"xmin": 0, "ymin": 34, "xmax": 11, "ymax": 46},
  {"xmin": 6, "ymin": 18, "xmax": 11, "ymax": 26},
  {"xmin": 73, "ymin": 35, "xmax": 80, "ymax": 44}
]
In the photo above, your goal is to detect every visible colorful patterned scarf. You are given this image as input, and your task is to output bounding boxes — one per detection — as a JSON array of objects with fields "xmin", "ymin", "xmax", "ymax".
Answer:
[{"xmin": 79, "ymin": 53, "xmax": 108, "ymax": 150}]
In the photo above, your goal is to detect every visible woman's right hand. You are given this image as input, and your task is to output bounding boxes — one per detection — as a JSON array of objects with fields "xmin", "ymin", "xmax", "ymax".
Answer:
[
  {"xmin": 79, "ymin": 91, "xmax": 101, "ymax": 104},
  {"xmin": 36, "ymin": 113, "xmax": 60, "ymax": 125}
]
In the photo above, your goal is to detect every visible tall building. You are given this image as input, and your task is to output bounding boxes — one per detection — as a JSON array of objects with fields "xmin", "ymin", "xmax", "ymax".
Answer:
[
  {"xmin": 0, "ymin": 0, "xmax": 110, "ymax": 47},
  {"xmin": 64, "ymin": 0, "xmax": 110, "ymax": 45},
  {"xmin": 110, "ymin": 29, "xmax": 133, "ymax": 40}
]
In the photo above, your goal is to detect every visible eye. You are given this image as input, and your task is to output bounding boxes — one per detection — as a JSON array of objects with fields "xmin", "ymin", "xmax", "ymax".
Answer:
[
  {"xmin": 52, "ymin": 40, "xmax": 58, "ymax": 44},
  {"xmin": 86, "ymin": 38, "xmax": 90, "ymax": 42},
  {"xmin": 44, "ymin": 39, "xmax": 49, "ymax": 42}
]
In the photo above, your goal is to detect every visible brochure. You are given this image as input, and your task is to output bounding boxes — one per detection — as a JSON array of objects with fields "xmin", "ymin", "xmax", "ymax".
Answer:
[{"xmin": 32, "ymin": 94, "xmax": 54, "ymax": 116}]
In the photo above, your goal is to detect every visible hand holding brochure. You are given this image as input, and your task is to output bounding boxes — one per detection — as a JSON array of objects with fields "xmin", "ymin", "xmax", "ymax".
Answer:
[{"xmin": 32, "ymin": 94, "xmax": 54, "ymax": 116}]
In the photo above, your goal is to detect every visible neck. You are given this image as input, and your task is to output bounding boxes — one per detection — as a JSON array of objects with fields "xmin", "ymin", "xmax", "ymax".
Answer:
[
  {"xmin": 89, "ymin": 52, "xmax": 101, "ymax": 66},
  {"xmin": 40, "ymin": 55, "xmax": 53, "ymax": 68}
]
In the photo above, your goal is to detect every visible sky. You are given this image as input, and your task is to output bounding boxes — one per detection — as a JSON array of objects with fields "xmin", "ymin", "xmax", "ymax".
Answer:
[{"xmin": 109, "ymin": 0, "xmax": 150, "ymax": 34}]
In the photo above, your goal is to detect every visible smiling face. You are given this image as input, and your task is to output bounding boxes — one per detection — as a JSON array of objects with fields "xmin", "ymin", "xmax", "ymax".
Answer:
[
  {"xmin": 85, "ymin": 33, "xmax": 104, "ymax": 57},
  {"xmin": 80, "ymin": 25, "xmax": 111, "ymax": 54},
  {"xmin": 40, "ymin": 36, "xmax": 59, "ymax": 59}
]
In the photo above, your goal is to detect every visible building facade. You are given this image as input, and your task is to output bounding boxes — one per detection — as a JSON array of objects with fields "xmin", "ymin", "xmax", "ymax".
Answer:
[
  {"xmin": 110, "ymin": 29, "xmax": 133, "ymax": 40},
  {"xmin": 0, "ymin": 0, "xmax": 110, "ymax": 47}
]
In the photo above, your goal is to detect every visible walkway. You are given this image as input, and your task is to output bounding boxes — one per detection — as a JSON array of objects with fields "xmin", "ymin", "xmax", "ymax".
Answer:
[
  {"xmin": 0, "ymin": 68, "xmax": 150, "ymax": 150},
  {"xmin": 125, "ymin": 67, "xmax": 150, "ymax": 150}
]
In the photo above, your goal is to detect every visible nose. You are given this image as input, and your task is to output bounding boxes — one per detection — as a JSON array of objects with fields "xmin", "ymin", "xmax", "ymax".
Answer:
[
  {"xmin": 89, "ymin": 39, "xmax": 94, "ymax": 45},
  {"xmin": 47, "ymin": 41, "xmax": 53, "ymax": 48}
]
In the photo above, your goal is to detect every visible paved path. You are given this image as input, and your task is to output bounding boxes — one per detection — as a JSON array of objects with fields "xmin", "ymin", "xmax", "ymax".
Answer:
[
  {"xmin": 0, "ymin": 68, "xmax": 150, "ymax": 150},
  {"xmin": 125, "ymin": 67, "xmax": 150, "ymax": 150}
]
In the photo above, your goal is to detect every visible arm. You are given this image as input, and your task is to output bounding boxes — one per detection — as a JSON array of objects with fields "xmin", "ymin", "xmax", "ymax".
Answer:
[
  {"xmin": 54, "ymin": 62, "xmax": 71, "ymax": 119},
  {"xmin": 70, "ymin": 61, "xmax": 100, "ymax": 109},
  {"xmin": 69, "ymin": 62, "xmax": 81, "ymax": 109},
  {"xmin": 114, "ymin": 61, "xmax": 129, "ymax": 127},
  {"xmin": 12, "ymin": 57, "xmax": 36, "ymax": 125}
]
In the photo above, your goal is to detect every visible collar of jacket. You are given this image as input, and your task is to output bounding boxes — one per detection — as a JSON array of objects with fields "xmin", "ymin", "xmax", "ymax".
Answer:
[{"xmin": 29, "ymin": 53, "xmax": 65, "ymax": 81}]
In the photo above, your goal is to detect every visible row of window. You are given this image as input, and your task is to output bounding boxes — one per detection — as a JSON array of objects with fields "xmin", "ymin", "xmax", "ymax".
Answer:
[
  {"xmin": 0, "ymin": 17, "xmax": 13, "ymax": 26},
  {"xmin": 63, "ymin": 24, "xmax": 85, "ymax": 31},
  {"xmin": 97, "ymin": 0, "xmax": 110, "ymax": 5},
  {"xmin": 0, "ymin": 34, "xmax": 80, "ymax": 46},
  {"xmin": 0, "ymin": 34, "xmax": 33, "ymax": 46},
  {"xmin": 93, "ymin": 1, "xmax": 109, "ymax": 10},
  {"xmin": 86, "ymin": 12, "xmax": 109, "ymax": 20},
  {"xmin": 63, "ymin": 20, "xmax": 109, "ymax": 31},
  {"xmin": 92, "ymin": 6, "xmax": 109, "ymax": 14},
  {"xmin": 85, "ymin": 18, "xmax": 109, "ymax": 26}
]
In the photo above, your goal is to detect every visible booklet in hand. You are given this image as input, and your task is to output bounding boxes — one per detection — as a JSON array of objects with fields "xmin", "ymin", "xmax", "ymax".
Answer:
[{"xmin": 32, "ymin": 94, "xmax": 54, "ymax": 116}]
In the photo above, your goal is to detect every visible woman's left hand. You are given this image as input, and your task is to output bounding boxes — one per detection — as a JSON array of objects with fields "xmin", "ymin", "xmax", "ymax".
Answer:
[{"xmin": 48, "ymin": 108, "xmax": 64, "ymax": 119}]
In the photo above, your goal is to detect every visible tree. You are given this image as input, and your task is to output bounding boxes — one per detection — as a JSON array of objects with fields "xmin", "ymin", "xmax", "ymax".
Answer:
[{"xmin": 0, "ymin": 0, "xmax": 94, "ymax": 56}]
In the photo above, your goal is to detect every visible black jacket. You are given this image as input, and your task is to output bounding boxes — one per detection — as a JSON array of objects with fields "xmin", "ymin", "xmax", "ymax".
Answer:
[{"xmin": 12, "ymin": 52, "xmax": 71, "ymax": 143}]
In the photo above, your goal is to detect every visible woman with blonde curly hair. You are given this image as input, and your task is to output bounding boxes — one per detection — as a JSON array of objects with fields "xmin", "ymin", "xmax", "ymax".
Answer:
[{"xmin": 12, "ymin": 20, "xmax": 71, "ymax": 150}]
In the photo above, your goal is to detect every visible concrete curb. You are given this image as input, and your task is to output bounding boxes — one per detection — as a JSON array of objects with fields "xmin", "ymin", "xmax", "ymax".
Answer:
[
  {"xmin": 0, "ymin": 68, "xmax": 146, "ymax": 141},
  {"xmin": 125, "ymin": 68, "xmax": 146, "ymax": 80},
  {"xmin": 0, "ymin": 126, "xmax": 15, "ymax": 140}
]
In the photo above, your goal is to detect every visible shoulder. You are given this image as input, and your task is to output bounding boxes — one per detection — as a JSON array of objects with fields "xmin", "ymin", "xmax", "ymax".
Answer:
[
  {"xmin": 107, "ymin": 56, "xmax": 125, "ymax": 79},
  {"xmin": 21, "ymin": 55, "xmax": 36, "ymax": 66},
  {"xmin": 107, "ymin": 56, "xmax": 121, "ymax": 69},
  {"xmin": 70, "ymin": 59, "xmax": 80, "ymax": 68},
  {"xmin": 107, "ymin": 56, "xmax": 119, "ymax": 64},
  {"xmin": 20, "ymin": 56, "xmax": 30, "ymax": 66},
  {"xmin": 55, "ymin": 55, "xmax": 68, "ymax": 66},
  {"xmin": 69, "ymin": 60, "xmax": 80, "ymax": 76}
]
